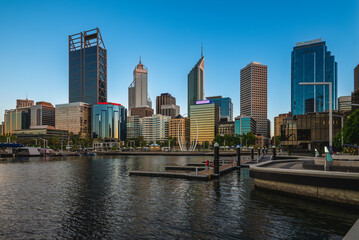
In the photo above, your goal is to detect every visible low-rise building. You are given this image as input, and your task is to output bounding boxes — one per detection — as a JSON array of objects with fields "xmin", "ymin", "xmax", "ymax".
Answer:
[
  {"xmin": 218, "ymin": 119, "xmax": 235, "ymax": 136},
  {"xmin": 274, "ymin": 112, "xmax": 292, "ymax": 138},
  {"xmin": 13, "ymin": 125, "xmax": 68, "ymax": 140},
  {"xmin": 55, "ymin": 102, "xmax": 90, "ymax": 137},
  {"xmin": 141, "ymin": 114, "xmax": 170, "ymax": 142},
  {"xmin": 338, "ymin": 96, "xmax": 352, "ymax": 112},
  {"xmin": 168, "ymin": 115, "xmax": 190, "ymax": 145},
  {"xmin": 280, "ymin": 112, "xmax": 342, "ymax": 152},
  {"xmin": 92, "ymin": 102, "xmax": 127, "ymax": 141},
  {"xmin": 234, "ymin": 115, "xmax": 256, "ymax": 136}
]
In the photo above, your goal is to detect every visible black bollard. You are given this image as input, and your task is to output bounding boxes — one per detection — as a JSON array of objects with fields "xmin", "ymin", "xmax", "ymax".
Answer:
[
  {"xmin": 214, "ymin": 143, "xmax": 219, "ymax": 174},
  {"xmin": 258, "ymin": 147, "xmax": 260, "ymax": 156},
  {"xmin": 251, "ymin": 148, "xmax": 254, "ymax": 160},
  {"xmin": 236, "ymin": 146, "xmax": 241, "ymax": 167}
]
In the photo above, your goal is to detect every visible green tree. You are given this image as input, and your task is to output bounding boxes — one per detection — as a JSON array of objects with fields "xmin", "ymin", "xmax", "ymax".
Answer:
[{"xmin": 334, "ymin": 109, "xmax": 359, "ymax": 151}]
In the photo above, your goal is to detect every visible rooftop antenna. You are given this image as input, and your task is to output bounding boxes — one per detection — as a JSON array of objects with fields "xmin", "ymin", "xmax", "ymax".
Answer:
[
  {"xmin": 26, "ymin": 93, "xmax": 28, "ymax": 100},
  {"xmin": 139, "ymin": 56, "xmax": 141, "ymax": 64},
  {"xmin": 201, "ymin": 42, "xmax": 203, "ymax": 58}
]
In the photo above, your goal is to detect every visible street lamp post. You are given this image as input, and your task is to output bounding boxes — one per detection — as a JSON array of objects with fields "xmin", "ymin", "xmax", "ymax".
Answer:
[{"xmin": 299, "ymin": 82, "xmax": 332, "ymax": 153}]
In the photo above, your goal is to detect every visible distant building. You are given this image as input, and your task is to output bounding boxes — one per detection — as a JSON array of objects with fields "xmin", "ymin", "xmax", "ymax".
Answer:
[
  {"xmin": 355, "ymin": 64, "xmax": 359, "ymax": 91},
  {"xmin": 16, "ymin": 99, "xmax": 34, "ymax": 109},
  {"xmin": 13, "ymin": 125, "xmax": 68, "ymax": 140},
  {"xmin": 69, "ymin": 28, "xmax": 107, "ymax": 104},
  {"xmin": 30, "ymin": 101, "xmax": 55, "ymax": 127},
  {"xmin": 274, "ymin": 112, "xmax": 292, "ymax": 137},
  {"xmin": 0, "ymin": 122, "xmax": 4, "ymax": 135},
  {"xmin": 218, "ymin": 119, "xmax": 235, "ymax": 137},
  {"xmin": 291, "ymin": 39, "xmax": 337, "ymax": 116},
  {"xmin": 190, "ymin": 100, "xmax": 219, "ymax": 144},
  {"xmin": 206, "ymin": 96, "xmax": 233, "ymax": 120},
  {"xmin": 168, "ymin": 116, "xmax": 190, "ymax": 146},
  {"xmin": 126, "ymin": 116, "xmax": 141, "ymax": 139},
  {"xmin": 188, "ymin": 54, "xmax": 205, "ymax": 116},
  {"xmin": 240, "ymin": 62, "xmax": 268, "ymax": 137},
  {"xmin": 4, "ymin": 108, "xmax": 31, "ymax": 135},
  {"xmin": 141, "ymin": 114, "xmax": 170, "ymax": 142},
  {"xmin": 352, "ymin": 89, "xmax": 359, "ymax": 111},
  {"xmin": 92, "ymin": 103, "xmax": 127, "ymax": 140},
  {"xmin": 128, "ymin": 58, "xmax": 152, "ymax": 113},
  {"xmin": 338, "ymin": 96, "xmax": 352, "ymax": 112},
  {"xmin": 156, "ymin": 93, "xmax": 180, "ymax": 119},
  {"xmin": 281, "ymin": 112, "xmax": 341, "ymax": 152},
  {"xmin": 55, "ymin": 102, "xmax": 90, "ymax": 137},
  {"xmin": 234, "ymin": 116, "xmax": 256, "ymax": 136},
  {"xmin": 130, "ymin": 107, "xmax": 154, "ymax": 118}
]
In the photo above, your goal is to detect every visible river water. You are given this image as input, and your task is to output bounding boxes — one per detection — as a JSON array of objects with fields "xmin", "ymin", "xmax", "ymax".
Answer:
[{"xmin": 0, "ymin": 155, "xmax": 357, "ymax": 239}]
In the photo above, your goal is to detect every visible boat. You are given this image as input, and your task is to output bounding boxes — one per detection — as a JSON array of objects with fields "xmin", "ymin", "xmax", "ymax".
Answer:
[{"xmin": 15, "ymin": 147, "xmax": 41, "ymax": 157}]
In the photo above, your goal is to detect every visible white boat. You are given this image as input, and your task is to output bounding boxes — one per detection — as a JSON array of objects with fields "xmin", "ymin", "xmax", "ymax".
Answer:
[{"xmin": 16, "ymin": 147, "xmax": 41, "ymax": 157}]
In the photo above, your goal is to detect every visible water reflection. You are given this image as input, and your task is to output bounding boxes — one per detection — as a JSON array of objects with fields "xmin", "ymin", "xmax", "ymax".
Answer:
[{"xmin": 0, "ymin": 155, "xmax": 357, "ymax": 239}]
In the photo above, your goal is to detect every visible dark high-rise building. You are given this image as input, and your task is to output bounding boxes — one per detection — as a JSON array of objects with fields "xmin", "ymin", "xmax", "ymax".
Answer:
[
  {"xmin": 206, "ymin": 96, "xmax": 233, "ymax": 121},
  {"xmin": 69, "ymin": 28, "xmax": 107, "ymax": 105},
  {"xmin": 291, "ymin": 39, "xmax": 337, "ymax": 116},
  {"xmin": 355, "ymin": 64, "xmax": 359, "ymax": 91},
  {"xmin": 156, "ymin": 93, "xmax": 180, "ymax": 119},
  {"xmin": 188, "ymin": 52, "xmax": 205, "ymax": 116},
  {"xmin": 30, "ymin": 101, "xmax": 55, "ymax": 127}
]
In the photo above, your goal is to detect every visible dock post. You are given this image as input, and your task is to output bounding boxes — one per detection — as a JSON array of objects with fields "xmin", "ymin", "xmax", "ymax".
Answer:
[
  {"xmin": 272, "ymin": 146, "xmax": 276, "ymax": 160},
  {"xmin": 251, "ymin": 148, "xmax": 254, "ymax": 160},
  {"xmin": 214, "ymin": 142, "xmax": 219, "ymax": 174},
  {"xmin": 258, "ymin": 147, "xmax": 260, "ymax": 157},
  {"xmin": 236, "ymin": 146, "xmax": 241, "ymax": 166}
]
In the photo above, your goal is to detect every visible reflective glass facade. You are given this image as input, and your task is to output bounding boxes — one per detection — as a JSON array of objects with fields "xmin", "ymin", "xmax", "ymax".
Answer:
[
  {"xmin": 207, "ymin": 97, "xmax": 233, "ymax": 120},
  {"xmin": 92, "ymin": 104, "xmax": 127, "ymax": 140},
  {"xmin": 234, "ymin": 116, "xmax": 256, "ymax": 136},
  {"xmin": 4, "ymin": 109, "xmax": 30, "ymax": 135},
  {"xmin": 291, "ymin": 39, "xmax": 337, "ymax": 116}
]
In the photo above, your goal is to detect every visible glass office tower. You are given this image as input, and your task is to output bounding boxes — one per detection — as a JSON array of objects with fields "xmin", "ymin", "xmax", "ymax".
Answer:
[
  {"xmin": 188, "ymin": 55, "xmax": 205, "ymax": 116},
  {"xmin": 206, "ymin": 96, "xmax": 233, "ymax": 120},
  {"xmin": 69, "ymin": 28, "xmax": 107, "ymax": 105},
  {"xmin": 92, "ymin": 103, "xmax": 127, "ymax": 140},
  {"xmin": 291, "ymin": 39, "xmax": 337, "ymax": 116}
]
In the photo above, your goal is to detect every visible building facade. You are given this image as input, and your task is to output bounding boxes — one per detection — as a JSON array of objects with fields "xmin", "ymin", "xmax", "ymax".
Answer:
[
  {"xmin": 3, "ymin": 108, "xmax": 31, "ymax": 135},
  {"xmin": 218, "ymin": 120, "xmax": 235, "ymax": 137},
  {"xmin": 30, "ymin": 101, "xmax": 55, "ymax": 127},
  {"xmin": 291, "ymin": 39, "xmax": 338, "ymax": 116},
  {"xmin": 140, "ymin": 114, "xmax": 170, "ymax": 142},
  {"xmin": 168, "ymin": 116, "xmax": 190, "ymax": 146},
  {"xmin": 69, "ymin": 28, "xmax": 107, "ymax": 104},
  {"xmin": 240, "ymin": 62, "xmax": 268, "ymax": 137},
  {"xmin": 0, "ymin": 122, "xmax": 4, "ymax": 135},
  {"xmin": 352, "ymin": 89, "xmax": 359, "ymax": 111},
  {"xmin": 156, "ymin": 93, "xmax": 180, "ymax": 119},
  {"xmin": 338, "ymin": 96, "xmax": 352, "ymax": 112},
  {"xmin": 355, "ymin": 64, "xmax": 359, "ymax": 91},
  {"xmin": 16, "ymin": 99, "xmax": 34, "ymax": 109},
  {"xmin": 130, "ymin": 107, "xmax": 154, "ymax": 118},
  {"xmin": 128, "ymin": 59, "xmax": 152, "ymax": 112},
  {"xmin": 206, "ymin": 96, "xmax": 233, "ymax": 121},
  {"xmin": 92, "ymin": 103, "xmax": 127, "ymax": 140},
  {"xmin": 274, "ymin": 112, "xmax": 292, "ymax": 137},
  {"xmin": 13, "ymin": 126, "xmax": 68, "ymax": 140},
  {"xmin": 126, "ymin": 116, "xmax": 141, "ymax": 139},
  {"xmin": 280, "ymin": 112, "xmax": 341, "ymax": 152},
  {"xmin": 189, "ymin": 101, "xmax": 219, "ymax": 144},
  {"xmin": 234, "ymin": 116, "xmax": 256, "ymax": 136},
  {"xmin": 55, "ymin": 102, "xmax": 90, "ymax": 137},
  {"xmin": 188, "ymin": 55, "xmax": 205, "ymax": 116}
]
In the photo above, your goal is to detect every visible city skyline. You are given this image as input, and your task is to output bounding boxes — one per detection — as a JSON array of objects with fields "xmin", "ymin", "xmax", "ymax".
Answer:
[{"xmin": 0, "ymin": 1, "xmax": 358, "ymax": 136}]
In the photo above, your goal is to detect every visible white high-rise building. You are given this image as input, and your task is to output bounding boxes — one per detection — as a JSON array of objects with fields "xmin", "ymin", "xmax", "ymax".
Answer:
[
  {"xmin": 128, "ymin": 58, "xmax": 152, "ymax": 114},
  {"xmin": 240, "ymin": 62, "xmax": 269, "ymax": 137},
  {"xmin": 140, "ymin": 114, "xmax": 170, "ymax": 142}
]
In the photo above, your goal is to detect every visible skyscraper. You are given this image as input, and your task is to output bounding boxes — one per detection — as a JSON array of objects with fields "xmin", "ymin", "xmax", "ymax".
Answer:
[
  {"xmin": 69, "ymin": 28, "xmax": 107, "ymax": 105},
  {"xmin": 188, "ymin": 52, "xmax": 204, "ymax": 116},
  {"xmin": 240, "ymin": 62, "xmax": 268, "ymax": 137},
  {"xmin": 128, "ymin": 58, "xmax": 152, "ymax": 113},
  {"xmin": 355, "ymin": 64, "xmax": 359, "ymax": 91},
  {"xmin": 156, "ymin": 93, "xmax": 180, "ymax": 119},
  {"xmin": 30, "ymin": 101, "xmax": 55, "ymax": 127},
  {"xmin": 291, "ymin": 39, "xmax": 338, "ymax": 116}
]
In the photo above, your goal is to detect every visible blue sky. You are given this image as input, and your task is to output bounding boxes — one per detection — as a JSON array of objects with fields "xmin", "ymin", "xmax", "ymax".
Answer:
[{"xmin": 0, "ymin": 0, "xmax": 358, "ymax": 134}]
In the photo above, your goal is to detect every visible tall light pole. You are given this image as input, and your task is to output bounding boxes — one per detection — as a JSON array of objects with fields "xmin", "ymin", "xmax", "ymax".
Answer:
[{"xmin": 299, "ymin": 82, "xmax": 332, "ymax": 153}]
